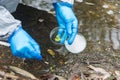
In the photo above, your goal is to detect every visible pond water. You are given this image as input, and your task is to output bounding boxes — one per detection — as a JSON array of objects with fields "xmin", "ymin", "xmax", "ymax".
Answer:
[
  {"xmin": 21, "ymin": 0, "xmax": 120, "ymax": 50},
  {"xmin": 74, "ymin": 0, "xmax": 120, "ymax": 50}
]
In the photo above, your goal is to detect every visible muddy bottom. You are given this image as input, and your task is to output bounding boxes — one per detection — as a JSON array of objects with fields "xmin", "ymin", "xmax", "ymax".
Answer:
[{"xmin": 0, "ymin": 3, "xmax": 120, "ymax": 80}]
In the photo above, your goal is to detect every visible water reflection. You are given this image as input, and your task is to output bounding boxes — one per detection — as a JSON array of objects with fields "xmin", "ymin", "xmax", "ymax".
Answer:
[
  {"xmin": 111, "ymin": 27, "xmax": 120, "ymax": 49},
  {"xmin": 75, "ymin": 0, "xmax": 120, "ymax": 50}
]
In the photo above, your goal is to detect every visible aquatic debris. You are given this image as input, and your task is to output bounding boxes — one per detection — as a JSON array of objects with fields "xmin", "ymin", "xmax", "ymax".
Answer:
[
  {"xmin": 85, "ymin": 2, "xmax": 95, "ymax": 6},
  {"xmin": 38, "ymin": 18, "xmax": 44, "ymax": 22},
  {"xmin": 44, "ymin": 61, "xmax": 49, "ymax": 65},
  {"xmin": 54, "ymin": 75, "xmax": 66, "ymax": 80},
  {"xmin": 45, "ymin": 74, "xmax": 66, "ymax": 80},
  {"xmin": 114, "ymin": 71, "xmax": 120, "ymax": 80},
  {"xmin": 107, "ymin": 10, "xmax": 114, "ymax": 15},
  {"xmin": 68, "ymin": 74, "xmax": 81, "ymax": 80},
  {"xmin": 103, "ymin": 4, "xmax": 109, "ymax": 9},
  {"xmin": 40, "ymin": 73, "xmax": 66, "ymax": 80},
  {"xmin": 5, "ymin": 65, "xmax": 38, "ymax": 80},
  {"xmin": 47, "ymin": 49, "xmax": 56, "ymax": 57},
  {"xmin": 0, "ymin": 70, "xmax": 19, "ymax": 79},
  {"xmin": 87, "ymin": 65, "xmax": 111, "ymax": 80}
]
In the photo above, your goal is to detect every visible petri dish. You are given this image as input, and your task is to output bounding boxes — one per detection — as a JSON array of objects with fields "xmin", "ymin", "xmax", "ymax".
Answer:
[{"xmin": 65, "ymin": 33, "xmax": 87, "ymax": 54}]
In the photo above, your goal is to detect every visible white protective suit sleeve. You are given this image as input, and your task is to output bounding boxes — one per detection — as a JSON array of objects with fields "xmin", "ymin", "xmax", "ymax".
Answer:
[
  {"xmin": 0, "ymin": 0, "xmax": 21, "ymax": 41},
  {"xmin": 0, "ymin": 0, "xmax": 20, "ymax": 13},
  {"xmin": 54, "ymin": 0, "xmax": 74, "ymax": 4}
]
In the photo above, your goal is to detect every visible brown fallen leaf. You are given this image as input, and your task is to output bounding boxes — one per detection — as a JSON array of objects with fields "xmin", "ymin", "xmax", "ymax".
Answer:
[
  {"xmin": 47, "ymin": 49, "xmax": 56, "ymax": 57},
  {"xmin": 40, "ymin": 73, "xmax": 66, "ymax": 80},
  {"xmin": 68, "ymin": 74, "xmax": 81, "ymax": 80},
  {"xmin": 87, "ymin": 73, "xmax": 103, "ymax": 80},
  {"xmin": 5, "ymin": 65, "xmax": 38, "ymax": 80},
  {"xmin": 87, "ymin": 65, "xmax": 111, "ymax": 80},
  {"xmin": 114, "ymin": 71, "xmax": 120, "ymax": 80},
  {"xmin": 5, "ymin": 73, "xmax": 19, "ymax": 79},
  {"xmin": 0, "ymin": 70, "xmax": 19, "ymax": 79},
  {"xmin": 54, "ymin": 75, "xmax": 66, "ymax": 80}
]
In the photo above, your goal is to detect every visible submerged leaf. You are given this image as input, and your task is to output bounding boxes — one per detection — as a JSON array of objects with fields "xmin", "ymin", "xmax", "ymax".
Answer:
[
  {"xmin": 68, "ymin": 74, "xmax": 81, "ymax": 80},
  {"xmin": 87, "ymin": 65, "xmax": 111, "ymax": 79},
  {"xmin": 115, "ymin": 71, "xmax": 120, "ymax": 80},
  {"xmin": 50, "ymin": 74, "xmax": 66, "ymax": 80},
  {"xmin": 6, "ymin": 66, "xmax": 38, "ymax": 80},
  {"xmin": 47, "ymin": 49, "xmax": 56, "ymax": 57}
]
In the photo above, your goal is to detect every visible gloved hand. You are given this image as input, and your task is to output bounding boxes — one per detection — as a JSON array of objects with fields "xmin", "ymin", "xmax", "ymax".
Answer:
[
  {"xmin": 53, "ymin": 2, "xmax": 78, "ymax": 45},
  {"xmin": 8, "ymin": 26, "xmax": 42, "ymax": 60}
]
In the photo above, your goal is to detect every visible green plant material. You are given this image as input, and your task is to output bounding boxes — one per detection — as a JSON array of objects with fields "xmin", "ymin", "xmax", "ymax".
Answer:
[{"xmin": 55, "ymin": 35, "xmax": 61, "ymax": 42}]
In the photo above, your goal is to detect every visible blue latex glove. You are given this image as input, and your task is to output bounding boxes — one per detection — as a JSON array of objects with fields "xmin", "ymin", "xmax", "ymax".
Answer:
[
  {"xmin": 8, "ymin": 26, "xmax": 42, "ymax": 60},
  {"xmin": 53, "ymin": 2, "xmax": 78, "ymax": 45}
]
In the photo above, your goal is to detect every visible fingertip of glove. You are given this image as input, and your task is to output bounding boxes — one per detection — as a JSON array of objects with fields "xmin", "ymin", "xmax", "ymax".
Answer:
[
  {"xmin": 68, "ymin": 40, "xmax": 73, "ymax": 45},
  {"xmin": 37, "ymin": 54, "xmax": 43, "ymax": 60},
  {"xmin": 68, "ymin": 37, "xmax": 75, "ymax": 45},
  {"xmin": 34, "ymin": 53, "xmax": 43, "ymax": 60}
]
